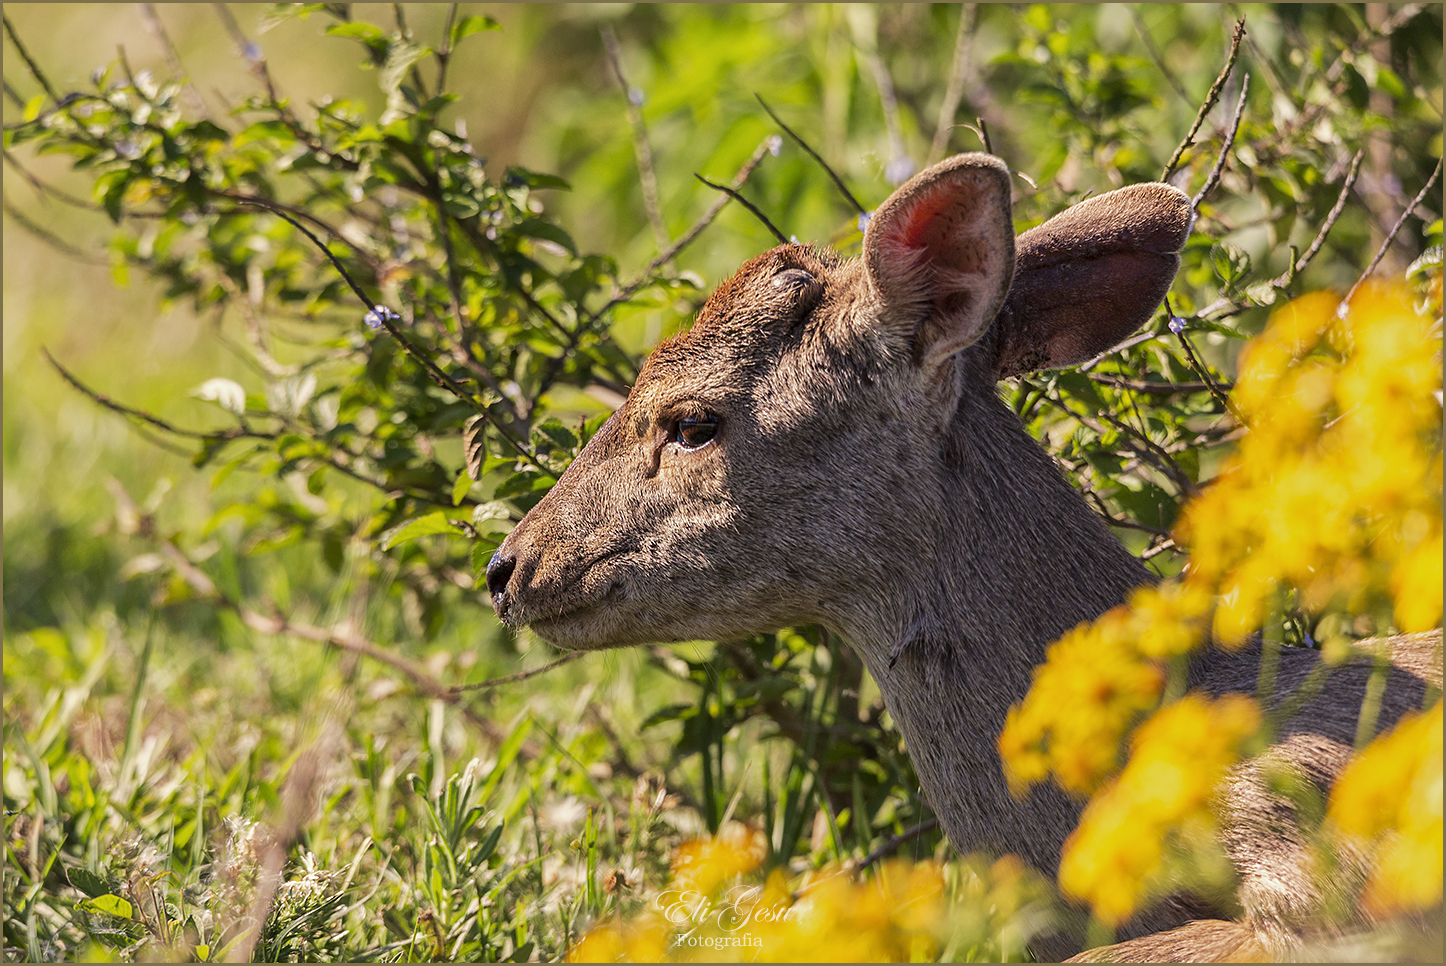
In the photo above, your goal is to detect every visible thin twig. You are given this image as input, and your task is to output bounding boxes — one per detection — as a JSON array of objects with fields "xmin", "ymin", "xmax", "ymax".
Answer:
[
  {"xmin": 1086, "ymin": 374, "xmax": 1230, "ymax": 396},
  {"xmin": 855, "ymin": 819, "xmax": 939, "ymax": 872},
  {"xmin": 138, "ymin": 3, "xmax": 212, "ymax": 119},
  {"xmin": 1162, "ymin": 17, "xmax": 1246, "ymax": 183},
  {"xmin": 1168, "ymin": 296, "xmax": 1236, "ymax": 416},
  {"xmin": 756, "ymin": 94, "xmax": 865, "ymax": 214},
  {"xmin": 590, "ymin": 137, "xmax": 776, "ymax": 327},
  {"xmin": 848, "ymin": 4, "xmax": 910, "ymax": 184},
  {"xmin": 451, "ymin": 650, "xmax": 589, "ymax": 693},
  {"xmin": 45, "ymin": 349, "xmax": 254, "ymax": 440},
  {"xmin": 1274, "ymin": 150, "xmax": 1363, "ymax": 286},
  {"xmin": 1, "ymin": 12, "xmax": 60, "ymax": 102},
  {"xmin": 1342, "ymin": 158, "xmax": 1443, "ymax": 309},
  {"xmin": 1130, "ymin": 7, "xmax": 1192, "ymax": 105},
  {"xmin": 694, "ymin": 174, "xmax": 788, "ymax": 244},
  {"xmin": 155, "ymin": 536, "xmax": 513, "ymax": 748},
  {"xmin": 1191, "ymin": 72, "xmax": 1250, "ymax": 211},
  {"xmin": 601, "ymin": 24, "xmax": 668, "ymax": 250},
  {"xmin": 928, "ymin": 5, "xmax": 977, "ymax": 164},
  {"xmin": 3, "ymin": 201, "xmax": 106, "ymax": 263},
  {"xmin": 1077, "ymin": 329, "xmax": 1160, "ymax": 373},
  {"xmin": 434, "ymin": 4, "xmax": 459, "ymax": 94},
  {"xmin": 229, "ymin": 198, "xmax": 552, "ymax": 475},
  {"xmin": 975, "ymin": 117, "xmax": 993, "ymax": 156}
]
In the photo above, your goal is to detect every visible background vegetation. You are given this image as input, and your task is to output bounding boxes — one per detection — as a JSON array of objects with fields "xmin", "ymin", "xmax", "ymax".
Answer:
[{"xmin": 3, "ymin": 3, "xmax": 1441, "ymax": 961}]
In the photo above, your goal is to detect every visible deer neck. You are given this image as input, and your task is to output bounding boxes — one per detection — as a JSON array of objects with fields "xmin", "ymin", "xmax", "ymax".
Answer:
[{"xmin": 827, "ymin": 356, "xmax": 1152, "ymax": 874}]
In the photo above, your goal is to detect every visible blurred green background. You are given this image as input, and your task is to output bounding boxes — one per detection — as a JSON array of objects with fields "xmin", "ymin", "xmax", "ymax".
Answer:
[{"xmin": 3, "ymin": 4, "xmax": 1440, "ymax": 961}]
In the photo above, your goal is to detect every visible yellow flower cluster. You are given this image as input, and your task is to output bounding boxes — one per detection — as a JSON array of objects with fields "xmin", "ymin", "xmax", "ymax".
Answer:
[
  {"xmin": 999, "ymin": 581, "xmax": 1210, "ymax": 796},
  {"xmin": 1056, "ymin": 693, "xmax": 1261, "ymax": 925},
  {"xmin": 1000, "ymin": 280, "xmax": 1442, "ymax": 927},
  {"xmin": 569, "ymin": 821, "xmax": 952, "ymax": 963},
  {"xmin": 670, "ymin": 821, "xmax": 769, "ymax": 896},
  {"xmin": 1180, "ymin": 283, "xmax": 1443, "ymax": 645},
  {"xmin": 1327, "ymin": 699, "xmax": 1444, "ymax": 916}
]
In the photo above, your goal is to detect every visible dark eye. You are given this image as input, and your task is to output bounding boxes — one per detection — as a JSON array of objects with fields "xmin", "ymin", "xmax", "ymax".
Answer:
[
  {"xmin": 770, "ymin": 268, "xmax": 816, "ymax": 293},
  {"xmin": 674, "ymin": 415, "xmax": 719, "ymax": 449}
]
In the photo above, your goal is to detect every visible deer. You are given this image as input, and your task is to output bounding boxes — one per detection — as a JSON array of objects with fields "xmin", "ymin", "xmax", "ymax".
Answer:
[{"xmin": 483, "ymin": 153, "xmax": 1440, "ymax": 962}]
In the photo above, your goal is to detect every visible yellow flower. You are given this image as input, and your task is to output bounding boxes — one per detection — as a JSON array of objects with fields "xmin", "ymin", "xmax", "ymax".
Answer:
[
  {"xmin": 1058, "ymin": 693, "xmax": 1260, "ymax": 925},
  {"xmin": 1328, "ymin": 700, "xmax": 1444, "ymax": 916},
  {"xmin": 670, "ymin": 822, "xmax": 767, "ymax": 895}
]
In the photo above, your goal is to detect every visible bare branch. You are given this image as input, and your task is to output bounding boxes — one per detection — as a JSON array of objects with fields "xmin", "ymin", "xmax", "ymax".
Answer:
[
  {"xmin": 855, "ymin": 819, "xmax": 939, "ymax": 872},
  {"xmin": 451, "ymin": 651, "xmax": 588, "ymax": 693},
  {"xmin": 138, "ymin": 3, "xmax": 213, "ymax": 119},
  {"xmin": 1162, "ymin": 17, "xmax": 1246, "ymax": 183},
  {"xmin": 601, "ymin": 24, "xmax": 669, "ymax": 250},
  {"xmin": 592, "ymin": 136, "xmax": 777, "ymax": 324},
  {"xmin": 755, "ymin": 94, "xmax": 864, "ymax": 214},
  {"xmin": 928, "ymin": 5, "xmax": 977, "ymax": 164},
  {"xmin": 1077, "ymin": 329, "xmax": 1161, "ymax": 373},
  {"xmin": 230, "ymin": 198, "xmax": 553, "ymax": 476},
  {"xmin": 1275, "ymin": 150, "xmax": 1363, "ymax": 285},
  {"xmin": 1191, "ymin": 72, "xmax": 1250, "ymax": 211},
  {"xmin": 155, "ymin": 536, "xmax": 516, "ymax": 751},
  {"xmin": 1343, "ymin": 158, "xmax": 1443, "ymax": 309},
  {"xmin": 1086, "ymin": 374, "xmax": 1231, "ymax": 396},
  {"xmin": 694, "ymin": 173, "xmax": 788, "ymax": 245},
  {"xmin": 848, "ymin": 4, "xmax": 911, "ymax": 183},
  {"xmin": 1167, "ymin": 296, "xmax": 1237, "ymax": 418},
  {"xmin": 2, "ymin": 201, "xmax": 106, "ymax": 263},
  {"xmin": 1, "ymin": 12, "xmax": 59, "ymax": 103},
  {"xmin": 1131, "ymin": 7, "xmax": 1192, "ymax": 106}
]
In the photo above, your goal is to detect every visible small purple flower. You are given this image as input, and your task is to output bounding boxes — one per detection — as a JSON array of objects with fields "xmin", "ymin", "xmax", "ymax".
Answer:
[
  {"xmin": 1168, "ymin": 315, "xmax": 1187, "ymax": 335},
  {"xmin": 243, "ymin": 42, "xmax": 263, "ymax": 64},
  {"xmin": 885, "ymin": 156, "xmax": 916, "ymax": 185},
  {"xmin": 627, "ymin": 87, "xmax": 645, "ymax": 107},
  {"xmin": 364, "ymin": 305, "xmax": 400, "ymax": 330},
  {"xmin": 767, "ymin": 135, "xmax": 782, "ymax": 157},
  {"xmin": 858, "ymin": 211, "xmax": 873, "ymax": 233}
]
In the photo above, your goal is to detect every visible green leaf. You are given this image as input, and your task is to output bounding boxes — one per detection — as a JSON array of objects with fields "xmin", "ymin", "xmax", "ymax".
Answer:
[
  {"xmin": 67, "ymin": 867, "xmax": 112, "ymax": 899},
  {"xmin": 193, "ymin": 377, "xmax": 247, "ymax": 415},
  {"xmin": 471, "ymin": 501, "xmax": 513, "ymax": 527},
  {"xmin": 449, "ymin": 14, "xmax": 500, "ymax": 48},
  {"xmin": 517, "ymin": 218, "xmax": 577, "ymax": 255},
  {"xmin": 471, "ymin": 542, "xmax": 490, "ymax": 580},
  {"xmin": 533, "ymin": 418, "xmax": 577, "ymax": 452},
  {"xmin": 451, "ymin": 470, "xmax": 473, "ymax": 506},
  {"xmin": 382, "ymin": 510, "xmax": 462, "ymax": 550},
  {"xmin": 1407, "ymin": 246, "xmax": 1442, "ymax": 281},
  {"xmin": 380, "ymin": 41, "xmax": 431, "ymax": 95},
  {"xmin": 492, "ymin": 470, "xmax": 554, "ymax": 500},
  {"xmin": 1210, "ymin": 243, "xmax": 1251, "ymax": 290},
  {"xmin": 81, "ymin": 894, "xmax": 134, "ymax": 920},
  {"xmin": 326, "ymin": 21, "xmax": 386, "ymax": 45},
  {"xmin": 640, "ymin": 703, "xmax": 696, "ymax": 731},
  {"xmin": 257, "ymin": 3, "xmax": 327, "ymax": 34},
  {"xmin": 464, "ymin": 415, "xmax": 488, "ymax": 481}
]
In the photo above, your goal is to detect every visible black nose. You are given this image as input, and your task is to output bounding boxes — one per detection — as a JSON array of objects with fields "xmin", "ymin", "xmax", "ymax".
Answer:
[{"xmin": 485, "ymin": 550, "xmax": 517, "ymax": 600}]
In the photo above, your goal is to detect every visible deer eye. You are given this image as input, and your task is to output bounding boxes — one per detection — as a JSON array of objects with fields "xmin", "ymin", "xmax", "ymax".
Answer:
[
  {"xmin": 770, "ymin": 268, "xmax": 816, "ymax": 293},
  {"xmin": 674, "ymin": 415, "xmax": 719, "ymax": 449}
]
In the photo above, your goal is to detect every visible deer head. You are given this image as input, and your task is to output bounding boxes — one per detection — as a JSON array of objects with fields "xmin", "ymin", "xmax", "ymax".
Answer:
[{"xmin": 486, "ymin": 153, "xmax": 1191, "ymax": 667}]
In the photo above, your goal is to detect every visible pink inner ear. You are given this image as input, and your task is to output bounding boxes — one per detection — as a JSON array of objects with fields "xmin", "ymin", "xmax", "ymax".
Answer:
[
  {"xmin": 878, "ymin": 181, "xmax": 987, "ymax": 279},
  {"xmin": 889, "ymin": 189, "xmax": 955, "ymax": 251}
]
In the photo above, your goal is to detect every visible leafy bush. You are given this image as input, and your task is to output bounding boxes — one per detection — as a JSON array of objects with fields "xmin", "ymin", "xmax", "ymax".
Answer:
[{"xmin": 3, "ymin": 4, "xmax": 1440, "ymax": 962}]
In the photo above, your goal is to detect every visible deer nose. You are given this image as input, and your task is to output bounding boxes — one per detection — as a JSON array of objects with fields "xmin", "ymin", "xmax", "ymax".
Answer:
[{"xmin": 485, "ymin": 550, "xmax": 517, "ymax": 600}]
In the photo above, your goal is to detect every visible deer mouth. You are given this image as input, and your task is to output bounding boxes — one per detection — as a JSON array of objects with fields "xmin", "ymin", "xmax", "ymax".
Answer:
[{"xmin": 504, "ymin": 547, "xmax": 634, "ymax": 646}]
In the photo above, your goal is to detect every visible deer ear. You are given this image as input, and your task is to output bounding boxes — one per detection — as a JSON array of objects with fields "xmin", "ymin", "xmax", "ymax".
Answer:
[
  {"xmin": 863, "ymin": 153, "xmax": 1015, "ymax": 370},
  {"xmin": 992, "ymin": 183, "xmax": 1193, "ymax": 379}
]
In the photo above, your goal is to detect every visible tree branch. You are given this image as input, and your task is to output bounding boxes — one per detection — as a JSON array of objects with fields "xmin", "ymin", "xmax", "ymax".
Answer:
[{"xmin": 1162, "ymin": 18, "xmax": 1246, "ymax": 183}]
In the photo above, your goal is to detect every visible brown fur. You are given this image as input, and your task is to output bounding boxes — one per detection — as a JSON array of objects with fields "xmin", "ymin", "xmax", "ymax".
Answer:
[{"xmin": 486, "ymin": 154, "xmax": 1441, "ymax": 961}]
